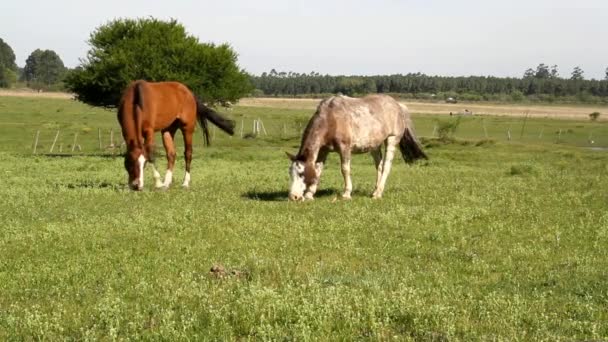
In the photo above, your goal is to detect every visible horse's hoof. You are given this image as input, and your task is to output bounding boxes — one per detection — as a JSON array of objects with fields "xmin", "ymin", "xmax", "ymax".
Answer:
[
  {"xmin": 340, "ymin": 194, "xmax": 352, "ymax": 200},
  {"xmin": 304, "ymin": 192, "xmax": 314, "ymax": 200},
  {"xmin": 372, "ymin": 193, "xmax": 382, "ymax": 199}
]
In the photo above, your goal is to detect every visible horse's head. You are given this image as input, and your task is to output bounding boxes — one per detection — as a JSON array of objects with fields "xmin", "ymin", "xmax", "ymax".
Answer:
[
  {"xmin": 286, "ymin": 152, "xmax": 319, "ymax": 201},
  {"xmin": 124, "ymin": 146, "xmax": 146, "ymax": 191}
]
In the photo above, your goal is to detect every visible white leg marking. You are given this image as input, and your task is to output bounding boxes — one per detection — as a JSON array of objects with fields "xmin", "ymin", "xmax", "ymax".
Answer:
[
  {"xmin": 163, "ymin": 170, "xmax": 173, "ymax": 187},
  {"xmin": 182, "ymin": 172, "xmax": 191, "ymax": 187},
  {"xmin": 152, "ymin": 164, "xmax": 163, "ymax": 188},
  {"xmin": 340, "ymin": 158, "xmax": 352, "ymax": 199},
  {"xmin": 371, "ymin": 149, "xmax": 384, "ymax": 198},
  {"xmin": 137, "ymin": 154, "xmax": 146, "ymax": 190},
  {"xmin": 374, "ymin": 137, "xmax": 398, "ymax": 199}
]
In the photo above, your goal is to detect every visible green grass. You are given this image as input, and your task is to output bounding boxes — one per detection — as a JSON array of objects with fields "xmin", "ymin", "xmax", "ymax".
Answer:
[{"xmin": 0, "ymin": 96, "xmax": 607, "ymax": 340}]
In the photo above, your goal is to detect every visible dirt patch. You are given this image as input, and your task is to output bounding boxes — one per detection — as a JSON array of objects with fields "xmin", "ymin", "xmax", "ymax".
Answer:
[{"xmin": 209, "ymin": 264, "xmax": 249, "ymax": 279}]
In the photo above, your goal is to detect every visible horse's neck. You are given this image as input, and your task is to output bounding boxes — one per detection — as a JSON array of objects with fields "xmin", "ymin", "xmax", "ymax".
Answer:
[
  {"xmin": 298, "ymin": 116, "xmax": 327, "ymax": 163},
  {"xmin": 299, "ymin": 132, "xmax": 323, "ymax": 164}
]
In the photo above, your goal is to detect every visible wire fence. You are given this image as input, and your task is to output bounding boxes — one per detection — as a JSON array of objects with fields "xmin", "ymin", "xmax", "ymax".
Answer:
[{"xmin": 27, "ymin": 115, "xmax": 608, "ymax": 156}]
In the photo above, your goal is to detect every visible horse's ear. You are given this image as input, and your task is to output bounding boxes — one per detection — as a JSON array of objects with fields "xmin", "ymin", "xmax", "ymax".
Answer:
[{"xmin": 285, "ymin": 152, "xmax": 297, "ymax": 161}]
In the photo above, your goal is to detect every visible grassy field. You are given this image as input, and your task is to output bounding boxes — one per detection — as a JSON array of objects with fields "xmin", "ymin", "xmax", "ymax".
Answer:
[{"xmin": 0, "ymin": 95, "xmax": 607, "ymax": 340}]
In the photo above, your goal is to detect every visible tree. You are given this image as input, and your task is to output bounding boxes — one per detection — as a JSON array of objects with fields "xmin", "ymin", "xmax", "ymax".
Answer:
[
  {"xmin": 605, "ymin": 67, "xmax": 607, "ymax": 81},
  {"xmin": 550, "ymin": 65, "xmax": 559, "ymax": 78},
  {"xmin": 0, "ymin": 37, "xmax": 17, "ymax": 88},
  {"xmin": 535, "ymin": 63, "xmax": 550, "ymax": 79},
  {"xmin": 571, "ymin": 66, "xmax": 584, "ymax": 80},
  {"xmin": 0, "ymin": 66, "xmax": 17, "ymax": 88},
  {"xmin": 523, "ymin": 68, "xmax": 535, "ymax": 78},
  {"xmin": 65, "ymin": 18, "xmax": 252, "ymax": 108},
  {"xmin": 23, "ymin": 49, "xmax": 66, "ymax": 89}
]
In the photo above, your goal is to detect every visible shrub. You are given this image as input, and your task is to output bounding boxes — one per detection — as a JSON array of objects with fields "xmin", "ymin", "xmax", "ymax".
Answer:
[
  {"xmin": 589, "ymin": 112, "xmax": 600, "ymax": 121},
  {"xmin": 436, "ymin": 116, "xmax": 462, "ymax": 140}
]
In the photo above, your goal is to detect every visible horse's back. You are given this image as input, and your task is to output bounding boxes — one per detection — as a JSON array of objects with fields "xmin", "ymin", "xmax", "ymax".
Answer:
[
  {"xmin": 130, "ymin": 81, "xmax": 197, "ymax": 130},
  {"xmin": 139, "ymin": 81, "xmax": 194, "ymax": 107},
  {"xmin": 313, "ymin": 94, "xmax": 406, "ymax": 152},
  {"xmin": 329, "ymin": 94, "xmax": 405, "ymax": 130}
]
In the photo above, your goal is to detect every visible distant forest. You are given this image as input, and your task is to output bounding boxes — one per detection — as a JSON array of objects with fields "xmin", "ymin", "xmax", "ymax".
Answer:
[{"xmin": 250, "ymin": 64, "xmax": 608, "ymax": 104}]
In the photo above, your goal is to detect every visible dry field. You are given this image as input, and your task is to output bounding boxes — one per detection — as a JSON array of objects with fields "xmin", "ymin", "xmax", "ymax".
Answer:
[
  {"xmin": 0, "ymin": 89, "xmax": 73, "ymax": 100},
  {"xmin": 1, "ymin": 89, "xmax": 605, "ymax": 120},
  {"xmin": 240, "ymin": 97, "xmax": 607, "ymax": 120}
]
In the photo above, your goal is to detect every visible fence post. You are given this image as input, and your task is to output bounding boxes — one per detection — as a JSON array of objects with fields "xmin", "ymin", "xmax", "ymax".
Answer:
[
  {"xmin": 258, "ymin": 118, "xmax": 267, "ymax": 135},
  {"xmin": 50, "ymin": 130, "xmax": 60, "ymax": 153},
  {"xmin": 482, "ymin": 119, "xmax": 488, "ymax": 139},
  {"xmin": 507, "ymin": 129, "xmax": 511, "ymax": 141},
  {"xmin": 240, "ymin": 119, "xmax": 244, "ymax": 138},
  {"xmin": 98, "ymin": 128, "xmax": 102, "ymax": 150},
  {"xmin": 519, "ymin": 111, "xmax": 529, "ymax": 139},
  {"xmin": 72, "ymin": 132, "xmax": 78, "ymax": 152},
  {"xmin": 33, "ymin": 130, "xmax": 40, "ymax": 154}
]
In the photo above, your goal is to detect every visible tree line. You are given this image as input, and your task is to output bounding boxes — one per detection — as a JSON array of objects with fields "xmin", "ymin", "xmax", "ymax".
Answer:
[
  {"xmin": 251, "ymin": 65, "xmax": 608, "ymax": 104},
  {"xmin": 0, "ymin": 38, "xmax": 67, "ymax": 90}
]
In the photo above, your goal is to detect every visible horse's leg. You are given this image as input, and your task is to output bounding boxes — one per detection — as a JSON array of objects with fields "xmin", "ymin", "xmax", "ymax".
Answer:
[
  {"xmin": 304, "ymin": 148, "xmax": 328, "ymax": 200},
  {"xmin": 161, "ymin": 129, "xmax": 177, "ymax": 188},
  {"xmin": 370, "ymin": 147, "xmax": 384, "ymax": 198},
  {"xmin": 151, "ymin": 163, "xmax": 163, "ymax": 188},
  {"xmin": 147, "ymin": 129, "xmax": 165, "ymax": 189},
  {"xmin": 373, "ymin": 136, "xmax": 398, "ymax": 199},
  {"xmin": 181, "ymin": 128, "xmax": 194, "ymax": 188},
  {"xmin": 339, "ymin": 147, "xmax": 353, "ymax": 200},
  {"xmin": 142, "ymin": 128, "xmax": 156, "ymax": 188}
]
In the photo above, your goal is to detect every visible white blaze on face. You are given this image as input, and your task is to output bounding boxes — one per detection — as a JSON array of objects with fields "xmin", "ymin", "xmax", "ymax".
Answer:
[
  {"xmin": 288, "ymin": 161, "xmax": 306, "ymax": 200},
  {"xmin": 137, "ymin": 154, "xmax": 145, "ymax": 190}
]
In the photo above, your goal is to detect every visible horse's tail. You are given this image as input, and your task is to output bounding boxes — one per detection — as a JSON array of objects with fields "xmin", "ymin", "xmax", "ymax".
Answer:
[
  {"xmin": 399, "ymin": 125, "xmax": 427, "ymax": 164},
  {"xmin": 195, "ymin": 98, "xmax": 235, "ymax": 145}
]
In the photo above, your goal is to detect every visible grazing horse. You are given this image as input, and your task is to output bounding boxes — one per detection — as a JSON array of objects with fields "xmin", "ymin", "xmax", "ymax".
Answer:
[
  {"xmin": 118, "ymin": 80, "xmax": 235, "ymax": 190},
  {"xmin": 286, "ymin": 94, "xmax": 427, "ymax": 201}
]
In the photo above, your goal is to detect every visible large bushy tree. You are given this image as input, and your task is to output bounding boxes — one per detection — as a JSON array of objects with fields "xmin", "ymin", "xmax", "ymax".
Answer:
[
  {"xmin": 0, "ymin": 37, "xmax": 18, "ymax": 88},
  {"xmin": 23, "ymin": 49, "xmax": 66, "ymax": 88},
  {"xmin": 65, "ymin": 18, "xmax": 252, "ymax": 108}
]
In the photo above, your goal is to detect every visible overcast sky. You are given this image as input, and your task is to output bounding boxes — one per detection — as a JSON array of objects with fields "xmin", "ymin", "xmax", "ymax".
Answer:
[{"xmin": 1, "ymin": 0, "xmax": 606, "ymax": 79}]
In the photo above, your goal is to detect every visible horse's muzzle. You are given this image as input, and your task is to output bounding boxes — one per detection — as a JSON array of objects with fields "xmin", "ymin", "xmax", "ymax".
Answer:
[
  {"xmin": 129, "ymin": 182, "xmax": 143, "ymax": 191},
  {"xmin": 288, "ymin": 193, "xmax": 303, "ymax": 201}
]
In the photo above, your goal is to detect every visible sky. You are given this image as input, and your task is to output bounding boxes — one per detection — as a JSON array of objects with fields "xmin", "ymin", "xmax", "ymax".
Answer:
[{"xmin": 1, "ymin": 0, "xmax": 607, "ymax": 79}]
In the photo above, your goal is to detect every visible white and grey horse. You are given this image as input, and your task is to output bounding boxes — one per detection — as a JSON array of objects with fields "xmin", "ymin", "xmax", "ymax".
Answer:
[{"xmin": 286, "ymin": 94, "xmax": 427, "ymax": 201}]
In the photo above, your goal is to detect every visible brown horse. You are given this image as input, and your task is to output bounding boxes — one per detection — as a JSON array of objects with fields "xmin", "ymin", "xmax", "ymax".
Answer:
[
  {"xmin": 118, "ymin": 80, "xmax": 235, "ymax": 190},
  {"xmin": 286, "ymin": 94, "xmax": 427, "ymax": 200}
]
